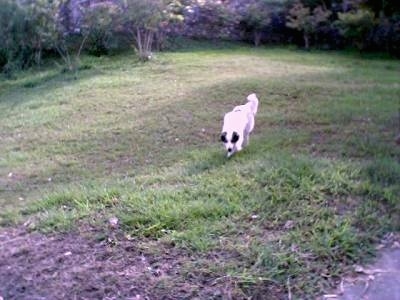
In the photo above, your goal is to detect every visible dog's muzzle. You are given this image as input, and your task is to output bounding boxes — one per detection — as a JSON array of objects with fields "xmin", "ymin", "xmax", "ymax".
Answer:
[{"xmin": 226, "ymin": 148, "xmax": 234, "ymax": 157}]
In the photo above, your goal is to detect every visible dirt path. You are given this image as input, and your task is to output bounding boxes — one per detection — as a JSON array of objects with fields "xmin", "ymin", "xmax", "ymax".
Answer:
[
  {"xmin": 2, "ymin": 226, "xmax": 399, "ymax": 300},
  {"xmin": 0, "ymin": 227, "xmax": 219, "ymax": 300},
  {"xmin": 321, "ymin": 234, "xmax": 400, "ymax": 300},
  {"xmin": 337, "ymin": 247, "xmax": 400, "ymax": 300}
]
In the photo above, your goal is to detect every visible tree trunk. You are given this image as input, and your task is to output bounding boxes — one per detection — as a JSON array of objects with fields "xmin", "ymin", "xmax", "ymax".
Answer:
[
  {"xmin": 304, "ymin": 33, "xmax": 310, "ymax": 50},
  {"xmin": 135, "ymin": 28, "xmax": 154, "ymax": 61},
  {"xmin": 254, "ymin": 31, "xmax": 262, "ymax": 47}
]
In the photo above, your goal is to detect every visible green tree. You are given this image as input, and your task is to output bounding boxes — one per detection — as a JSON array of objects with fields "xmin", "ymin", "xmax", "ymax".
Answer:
[
  {"xmin": 47, "ymin": 0, "xmax": 91, "ymax": 72},
  {"xmin": 24, "ymin": 0, "xmax": 61, "ymax": 65},
  {"xmin": 286, "ymin": 1, "xmax": 331, "ymax": 49},
  {"xmin": 242, "ymin": 0, "xmax": 272, "ymax": 46},
  {"xmin": 0, "ymin": 0, "xmax": 58, "ymax": 74},
  {"xmin": 0, "ymin": 1, "xmax": 24, "ymax": 74},
  {"xmin": 81, "ymin": 3, "xmax": 121, "ymax": 56},
  {"xmin": 362, "ymin": 0, "xmax": 400, "ymax": 17},
  {"xmin": 121, "ymin": 0, "xmax": 166, "ymax": 60},
  {"xmin": 336, "ymin": 9, "xmax": 375, "ymax": 50}
]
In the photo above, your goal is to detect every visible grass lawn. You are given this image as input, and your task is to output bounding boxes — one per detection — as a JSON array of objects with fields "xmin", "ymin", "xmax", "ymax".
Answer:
[{"xmin": 1, "ymin": 42, "xmax": 399, "ymax": 298}]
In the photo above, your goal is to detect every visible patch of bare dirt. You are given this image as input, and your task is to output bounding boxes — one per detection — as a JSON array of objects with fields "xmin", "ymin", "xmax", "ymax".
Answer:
[{"xmin": 0, "ymin": 226, "xmax": 250, "ymax": 300}]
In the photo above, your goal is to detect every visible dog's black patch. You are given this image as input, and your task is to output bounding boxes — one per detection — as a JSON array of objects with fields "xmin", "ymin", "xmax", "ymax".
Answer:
[
  {"xmin": 231, "ymin": 132, "xmax": 239, "ymax": 143},
  {"xmin": 221, "ymin": 132, "xmax": 227, "ymax": 143}
]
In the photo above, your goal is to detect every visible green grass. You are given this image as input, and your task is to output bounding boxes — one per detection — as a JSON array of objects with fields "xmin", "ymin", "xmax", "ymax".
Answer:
[{"xmin": 1, "ymin": 42, "xmax": 399, "ymax": 297}]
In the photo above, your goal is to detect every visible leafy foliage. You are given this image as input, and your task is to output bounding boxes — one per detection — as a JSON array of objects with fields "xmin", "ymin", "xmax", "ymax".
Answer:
[
  {"xmin": 286, "ymin": 1, "xmax": 331, "ymax": 49},
  {"xmin": 0, "ymin": 0, "xmax": 59, "ymax": 75},
  {"xmin": 1, "ymin": 0, "xmax": 399, "ymax": 75},
  {"xmin": 337, "ymin": 9, "xmax": 376, "ymax": 50},
  {"xmin": 81, "ymin": 3, "xmax": 121, "ymax": 56},
  {"xmin": 182, "ymin": 0, "xmax": 238, "ymax": 39},
  {"xmin": 240, "ymin": 0, "xmax": 273, "ymax": 46}
]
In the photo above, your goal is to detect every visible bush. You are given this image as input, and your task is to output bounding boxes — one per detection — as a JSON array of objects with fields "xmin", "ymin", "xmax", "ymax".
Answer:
[
  {"xmin": 182, "ymin": 0, "xmax": 238, "ymax": 39},
  {"xmin": 0, "ymin": 1, "xmax": 29, "ymax": 74},
  {"xmin": 286, "ymin": 1, "xmax": 332, "ymax": 50},
  {"xmin": 239, "ymin": 0, "xmax": 273, "ymax": 46},
  {"xmin": 0, "ymin": 0, "xmax": 63, "ymax": 74},
  {"xmin": 121, "ymin": 0, "xmax": 176, "ymax": 60},
  {"xmin": 388, "ymin": 17, "xmax": 400, "ymax": 57},
  {"xmin": 81, "ymin": 3, "xmax": 121, "ymax": 56},
  {"xmin": 336, "ymin": 9, "xmax": 376, "ymax": 51}
]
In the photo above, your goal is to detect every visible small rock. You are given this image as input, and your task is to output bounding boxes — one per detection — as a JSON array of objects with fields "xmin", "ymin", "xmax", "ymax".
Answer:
[
  {"xmin": 8, "ymin": 172, "xmax": 13, "ymax": 178},
  {"xmin": 64, "ymin": 251, "xmax": 72, "ymax": 256},
  {"xmin": 284, "ymin": 220, "xmax": 295, "ymax": 230},
  {"xmin": 354, "ymin": 265, "xmax": 364, "ymax": 273},
  {"xmin": 108, "ymin": 217, "xmax": 119, "ymax": 228}
]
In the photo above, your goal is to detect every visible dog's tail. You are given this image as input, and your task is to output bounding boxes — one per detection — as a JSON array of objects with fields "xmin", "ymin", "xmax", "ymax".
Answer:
[{"xmin": 247, "ymin": 93, "xmax": 259, "ymax": 116}]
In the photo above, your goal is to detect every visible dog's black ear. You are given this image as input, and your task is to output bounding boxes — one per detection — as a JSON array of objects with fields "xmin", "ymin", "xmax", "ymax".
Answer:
[
  {"xmin": 221, "ymin": 132, "xmax": 227, "ymax": 143},
  {"xmin": 231, "ymin": 132, "xmax": 239, "ymax": 143}
]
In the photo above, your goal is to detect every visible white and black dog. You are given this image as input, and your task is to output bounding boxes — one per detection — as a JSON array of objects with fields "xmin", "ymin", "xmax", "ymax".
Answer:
[{"xmin": 221, "ymin": 93, "xmax": 259, "ymax": 157}]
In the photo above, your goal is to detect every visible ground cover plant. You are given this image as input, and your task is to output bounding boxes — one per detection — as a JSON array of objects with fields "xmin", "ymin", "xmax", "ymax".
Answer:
[{"xmin": 0, "ymin": 42, "xmax": 399, "ymax": 298}]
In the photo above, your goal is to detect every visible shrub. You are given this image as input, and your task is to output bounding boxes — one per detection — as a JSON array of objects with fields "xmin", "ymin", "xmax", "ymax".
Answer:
[
  {"xmin": 182, "ymin": 0, "xmax": 238, "ymax": 40},
  {"xmin": 121, "ymin": 0, "xmax": 176, "ymax": 60},
  {"xmin": 81, "ymin": 3, "xmax": 121, "ymax": 56},
  {"xmin": 240, "ymin": 0, "xmax": 273, "ymax": 46},
  {"xmin": 286, "ymin": 1, "xmax": 332, "ymax": 49},
  {"xmin": 388, "ymin": 16, "xmax": 400, "ymax": 57},
  {"xmin": 336, "ymin": 9, "xmax": 376, "ymax": 51},
  {"xmin": 0, "ymin": 1, "xmax": 30, "ymax": 74}
]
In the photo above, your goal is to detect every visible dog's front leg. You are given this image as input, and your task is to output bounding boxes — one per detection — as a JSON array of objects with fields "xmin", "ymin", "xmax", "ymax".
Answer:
[{"xmin": 235, "ymin": 134, "xmax": 244, "ymax": 152}]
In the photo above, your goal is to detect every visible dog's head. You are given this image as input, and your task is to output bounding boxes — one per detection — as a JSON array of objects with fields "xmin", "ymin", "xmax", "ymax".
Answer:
[{"xmin": 221, "ymin": 131, "xmax": 239, "ymax": 157}]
